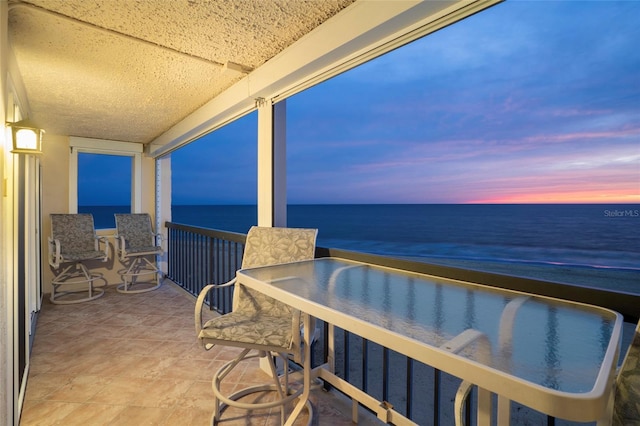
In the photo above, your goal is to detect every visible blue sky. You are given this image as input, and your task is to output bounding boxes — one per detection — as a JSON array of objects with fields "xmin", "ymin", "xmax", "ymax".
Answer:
[{"xmin": 92, "ymin": 0, "xmax": 640, "ymax": 206}]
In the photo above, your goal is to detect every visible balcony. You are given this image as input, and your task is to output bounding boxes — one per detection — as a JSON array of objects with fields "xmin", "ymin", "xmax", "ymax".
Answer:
[
  {"xmin": 164, "ymin": 223, "xmax": 640, "ymax": 425},
  {"xmin": 19, "ymin": 222, "xmax": 639, "ymax": 425},
  {"xmin": 5, "ymin": 1, "xmax": 638, "ymax": 424},
  {"xmin": 20, "ymin": 281, "xmax": 380, "ymax": 426}
]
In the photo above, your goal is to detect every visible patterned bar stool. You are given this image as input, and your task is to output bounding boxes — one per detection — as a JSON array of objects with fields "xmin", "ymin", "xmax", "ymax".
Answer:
[
  {"xmin": 195, "ymin": 226, "xmax": 318, "ymax": 425},
  {"xmin": 114, "ymin": 213, "xmax": 164, "ymax": 293}
]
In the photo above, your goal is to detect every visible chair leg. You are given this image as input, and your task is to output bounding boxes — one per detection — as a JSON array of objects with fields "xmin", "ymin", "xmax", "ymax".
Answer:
[
  {"xmin": 117, "ymin": 256, "xmax": 163, "ymax": 293},
  {"xmin": 51, "ymin": 262, "xmax": 105, "ymax": 304},
  {"xmin": 265, "ymin": 352, "xmax": 289, "ymax": 425},
  {"xmin": 210, "ymin": 349, "xmax": 312, "ymax": 426}
]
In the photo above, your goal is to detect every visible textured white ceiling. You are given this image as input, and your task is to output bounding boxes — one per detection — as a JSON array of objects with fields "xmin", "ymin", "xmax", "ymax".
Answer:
[{"xmin": 7, "ymin": 0, "xmax": 355, "ymax": 143}]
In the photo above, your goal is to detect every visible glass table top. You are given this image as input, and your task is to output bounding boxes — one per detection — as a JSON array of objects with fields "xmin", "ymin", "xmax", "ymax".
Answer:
[{"xmin": 239, "ymin": 257, "xmax": 622, "ymax": 394}]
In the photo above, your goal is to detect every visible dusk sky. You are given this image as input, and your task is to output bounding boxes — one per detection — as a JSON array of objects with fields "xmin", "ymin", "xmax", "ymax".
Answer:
[{"xmin": 84, "ymin": 1, "xmax": 640, "ymax": 206}]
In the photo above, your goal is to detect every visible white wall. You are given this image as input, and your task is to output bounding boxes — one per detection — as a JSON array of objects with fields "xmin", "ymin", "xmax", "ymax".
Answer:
[{"xmin": 1, "ymin": 0, "xmax": 13, "ymax": 422}]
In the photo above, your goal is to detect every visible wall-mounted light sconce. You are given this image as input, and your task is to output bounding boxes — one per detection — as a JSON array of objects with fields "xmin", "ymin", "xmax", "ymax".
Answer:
[{"xmin": 8, "ymin": 119, "xmax": 44, "ymax": 154}]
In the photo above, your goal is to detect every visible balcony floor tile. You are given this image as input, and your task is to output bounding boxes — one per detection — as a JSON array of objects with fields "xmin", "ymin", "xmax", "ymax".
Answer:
[{"xmin": 21, "ymin": 281, "xmax": 382, "ymax": 425}]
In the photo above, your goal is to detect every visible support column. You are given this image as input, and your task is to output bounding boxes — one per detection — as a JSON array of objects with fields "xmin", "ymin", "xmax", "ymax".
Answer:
[
  {"xmin": 256, "ymin": 98, "xmax": 287, "ymax": 376},
  {"xmin": 155, "ymin": 155, "xmax": 171, "ymax": 275},
  {"xmin": 256, "ymin": 98, "xmax": 287, "ymax": 227}
]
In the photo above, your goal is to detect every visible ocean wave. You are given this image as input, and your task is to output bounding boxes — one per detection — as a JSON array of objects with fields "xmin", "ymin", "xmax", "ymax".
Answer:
[{"xmin": 319, "ymin": 238, "xmax": 640, "ymax": 272}]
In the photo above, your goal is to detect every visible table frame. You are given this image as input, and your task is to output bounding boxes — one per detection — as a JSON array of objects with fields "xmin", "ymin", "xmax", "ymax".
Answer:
[{"xmin": 237, "ymin": 257, "xmax": 623, "ymax": 425}]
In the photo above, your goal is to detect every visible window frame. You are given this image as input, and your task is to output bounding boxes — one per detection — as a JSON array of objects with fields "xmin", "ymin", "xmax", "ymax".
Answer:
[{"xmin": 69, "ymin": 137, "xmax": 143, "ymax": 223}]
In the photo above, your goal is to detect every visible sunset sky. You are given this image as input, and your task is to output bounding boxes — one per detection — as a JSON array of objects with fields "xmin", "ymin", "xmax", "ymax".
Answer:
[
  {"xmin": 89, "ymin": 0, "xmax": 640, "ymax": 206},
  {"xmin": 279, "ymin": 0, "xmax": 639, "ymax": 205}
]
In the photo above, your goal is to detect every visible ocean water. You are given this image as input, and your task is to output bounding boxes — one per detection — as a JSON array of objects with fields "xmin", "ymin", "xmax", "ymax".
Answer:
[
  {"xmin": 171, "ymin": 204, "xmax": 638, "ymax": 265},
  {"xmin": 84, "ymin": 204, "xmax": 640, "ymax": 291}
]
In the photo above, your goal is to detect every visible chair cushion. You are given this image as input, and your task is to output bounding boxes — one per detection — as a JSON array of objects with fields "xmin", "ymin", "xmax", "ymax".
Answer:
[
  {"xmin": 234, "ymin": 284, "xmax": 295, "ymax": 319},
  {"xmin": 234, "ymin": 226, "xmax": 317, "ymax": 315},
  {"xmin": 196, "ymin": 227, "xmax": 317, "ymax": 355},
  {"xmin": 51, "ymin": 214, "xmax": 98, "ymax": 254},
  {"xmin": 125, "ymin": 245, "xmax": 162, "ymax": 255},
  {"xmin": 115, "ymin": 214, "xmax": 157, "ymax": 249},
  {"xmin": 241, "ymin": 226, "xmax": 317, "ymax": 270},
  {"xmin": 60, "ymin": 251, "xmax": 108, "ymax": 262},
  {"xmin": 199, "ymin": 311, "xmax": 294, "ymax": 350}
]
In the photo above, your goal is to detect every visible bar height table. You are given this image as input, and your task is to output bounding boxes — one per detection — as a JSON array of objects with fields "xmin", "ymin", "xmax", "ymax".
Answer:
[{"xmin": 237, "ymin": 257, "xmax": 623, "ymax": 425}]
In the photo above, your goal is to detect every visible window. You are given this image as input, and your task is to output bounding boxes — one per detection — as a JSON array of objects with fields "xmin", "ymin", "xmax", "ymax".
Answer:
[
  {"xmin": 77, "ymin": 153, "xmax": 131, "ymax": 228},
  {"xmin": 69, "ymin": 137, "xmax": 143, "ymax": 229},
  {"xmin": 171, "ymin": 112, "xmax": 258, "ymax": 231}
]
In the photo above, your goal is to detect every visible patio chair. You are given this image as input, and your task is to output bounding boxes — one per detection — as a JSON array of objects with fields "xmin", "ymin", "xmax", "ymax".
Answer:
[
  {"xmin": 114, "ymin": 213, "xmax": 164, "ymax": 293},
  {"xmin": 48, "ymin": 213, "xmax": 109, "ymax": 304},
  {"xmin": 195, "ymin": 226, "xmax": 318, "ymax": 425}
]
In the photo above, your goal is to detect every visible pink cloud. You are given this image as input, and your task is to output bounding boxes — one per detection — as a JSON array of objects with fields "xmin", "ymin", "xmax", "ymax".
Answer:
[{"xmin": 522, "ymin": 127, "xmax": 640, "ymax": 144}]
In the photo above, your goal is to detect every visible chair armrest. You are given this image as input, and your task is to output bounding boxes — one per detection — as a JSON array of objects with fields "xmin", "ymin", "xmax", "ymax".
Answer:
[
  {"xmin": 48, "ymin": 236, "xmax": 61, "ymax": 269},
  {"xmin": 114, "ymin": 235, "xmax": 127, "ymax": 261},
  {"xmin": 195, "ymin": 278, "xmax": 237, "ymax": 337},
  {"xmin": 96, "ymin": 235, "xmax": 110, "ymax": 262}
]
